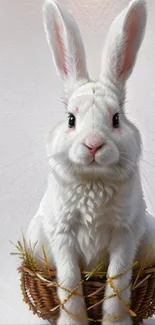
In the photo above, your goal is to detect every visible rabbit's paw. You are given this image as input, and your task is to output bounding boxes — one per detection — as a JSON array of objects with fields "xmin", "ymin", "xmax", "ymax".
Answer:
[
  {"xmin": 57, "ymin": 319, "xmax": 87, "ymax": 325},
  {"xmin": 102, "ymin": 315, "xmax": 133, "ymax": 325},
  {"xmin": 57, "ymin": 313, "xmax": 88, "ymax": 325}
]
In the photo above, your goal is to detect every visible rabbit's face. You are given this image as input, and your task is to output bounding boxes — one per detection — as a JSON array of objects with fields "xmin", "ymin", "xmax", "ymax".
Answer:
[
  {"xmin": 44, "ymin": 0, "xmax": 146, "ymax": 181},
  {"xmin": 48, "ymin": 81, "xmax": 141, "ymax": 181},
  {"xmin": 68, "ymin": 82, "xmax": 141, "ymax": 177}
]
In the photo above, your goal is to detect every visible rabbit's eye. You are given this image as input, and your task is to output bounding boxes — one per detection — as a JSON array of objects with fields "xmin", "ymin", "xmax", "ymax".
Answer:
[
  {"xmin": 113, "ymin": 113, "xmax": 119, "ymax": 128},
  {"xmin": 68, "ymin": 113, "xmax": 75, "ymax": 128}
]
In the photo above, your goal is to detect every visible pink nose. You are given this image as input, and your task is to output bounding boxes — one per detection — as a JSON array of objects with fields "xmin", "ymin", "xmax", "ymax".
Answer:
[{"xmin": 84, "ymin": 143, "xmax": 104, "ymax": 156}]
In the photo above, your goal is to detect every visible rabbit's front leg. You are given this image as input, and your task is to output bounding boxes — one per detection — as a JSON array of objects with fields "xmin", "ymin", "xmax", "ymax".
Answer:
[
  {"xmin": 102, "ymin": 229, "xmax": 136, "ymax": 325},
  {"xmin": 53, "ymin": 235, "xmax": 88, "ymax": 325}
]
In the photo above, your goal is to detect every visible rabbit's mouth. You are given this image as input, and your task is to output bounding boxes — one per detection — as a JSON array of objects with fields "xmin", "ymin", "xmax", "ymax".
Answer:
[{"xmin": 68, "ymin": 139, "xmax": 120, "ymax": 166}]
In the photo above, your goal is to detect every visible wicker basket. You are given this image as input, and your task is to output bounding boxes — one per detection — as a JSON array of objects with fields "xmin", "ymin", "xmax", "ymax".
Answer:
[{"xmin": 18, "ymin": 262, "xmax": 155, "ymax": 325}]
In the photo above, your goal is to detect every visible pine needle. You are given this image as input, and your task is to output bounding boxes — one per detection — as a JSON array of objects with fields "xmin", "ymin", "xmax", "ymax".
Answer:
[
  {"xmin": 42, "ymin": 245, "xmax": 52, "ymax": 277},
  {"xmin": 85, "ymin": 261, "xmax": 105, "ymax": 281}
]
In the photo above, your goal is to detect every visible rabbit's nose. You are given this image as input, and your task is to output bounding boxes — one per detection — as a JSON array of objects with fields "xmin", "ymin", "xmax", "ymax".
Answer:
[{"xmin": 84, "ymin": 143, "xmax": 104, "ymax": 156}]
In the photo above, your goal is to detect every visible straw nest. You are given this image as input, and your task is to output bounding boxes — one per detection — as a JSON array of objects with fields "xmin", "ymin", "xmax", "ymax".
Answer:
[{"xmin": 11, "ymin": 235, "xmax": 155, "ymax": 325}]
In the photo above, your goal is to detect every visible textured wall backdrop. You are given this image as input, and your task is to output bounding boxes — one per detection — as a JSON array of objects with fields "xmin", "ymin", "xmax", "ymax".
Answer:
[{"xmin": 0, "ymin": 0, "xmax": 155, "ymax": 323}]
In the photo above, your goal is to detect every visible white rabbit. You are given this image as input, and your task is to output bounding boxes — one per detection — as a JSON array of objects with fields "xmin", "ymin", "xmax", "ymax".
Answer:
[{"xmin": 26, "ymin": 0, "xmax": 155, "ymax": 325}]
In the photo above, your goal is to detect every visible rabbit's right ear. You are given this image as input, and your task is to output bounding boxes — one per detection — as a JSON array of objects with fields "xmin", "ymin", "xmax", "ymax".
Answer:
[
  {"xmin": 100, "ymin": 0, "xmax": 147, "ymax": 85},
  {"xmin": 43, "ymin": 0, "xmax": 88, "ymax": 94}
]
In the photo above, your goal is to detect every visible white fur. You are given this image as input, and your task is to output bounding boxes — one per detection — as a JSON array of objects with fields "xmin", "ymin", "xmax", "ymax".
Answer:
[{"xmin": 26, "ymin": 1, "xmax": 155, "ymax": 325}]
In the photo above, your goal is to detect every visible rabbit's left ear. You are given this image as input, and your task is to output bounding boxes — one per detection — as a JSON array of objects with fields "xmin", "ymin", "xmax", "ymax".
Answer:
[
  {"xmin": 100, "ymin": 0, "xmax": 147, "ymax": 84},
  {"xmin": 43, "ymin": 0, "xmax": 88, "ymax": 94}
]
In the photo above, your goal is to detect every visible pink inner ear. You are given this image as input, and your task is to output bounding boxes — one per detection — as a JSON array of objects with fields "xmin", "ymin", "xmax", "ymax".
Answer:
[
  {"xmin": 55, "ymin": 20, "xmax": 68, "ymax": 76},
  {"xmin": 119, "ymin": 11, "xmax": 138, "ymax": 78}
]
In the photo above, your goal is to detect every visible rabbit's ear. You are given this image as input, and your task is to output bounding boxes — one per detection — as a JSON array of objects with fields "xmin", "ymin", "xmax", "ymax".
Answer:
[
  {"xmin": 100, "ymin": 0, "xmax": 147, "ymax": 84},
  {"xmin": 43, "ymin": 0, "xmax": 88, "ymax": 92}
]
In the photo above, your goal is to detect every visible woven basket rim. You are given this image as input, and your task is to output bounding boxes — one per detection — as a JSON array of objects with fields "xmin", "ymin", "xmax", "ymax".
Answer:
[{"xmin": 18, "ymin": 261, "xmax": 155, "ymax": 283}]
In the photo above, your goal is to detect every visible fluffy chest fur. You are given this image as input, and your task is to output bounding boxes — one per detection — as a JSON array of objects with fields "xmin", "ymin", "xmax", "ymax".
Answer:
[
  {"xmin": 45, "ymin": 177, "xmax": 138, "ymax": 268},
  {"xmin": 53, "ymin": 178, "xmax": 134, "ymax": 227},
  {"xmin": 58, "ymin": 180, "xmax": 118, "ymax": 223},
  {"xmin": 29, "ymin": 171, "xmax": 144, "ymax": 271}
]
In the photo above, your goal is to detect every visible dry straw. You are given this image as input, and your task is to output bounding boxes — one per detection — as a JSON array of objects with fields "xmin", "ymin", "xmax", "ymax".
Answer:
[{"xmin": 11, "ymin": 235, "xmax": 155, "ymax": 325}]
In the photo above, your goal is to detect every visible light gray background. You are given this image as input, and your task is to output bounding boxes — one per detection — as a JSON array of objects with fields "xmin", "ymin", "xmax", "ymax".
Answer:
[{"xmin": 0, "ymin": 0, "xmax": 155, "ymax": 323}]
